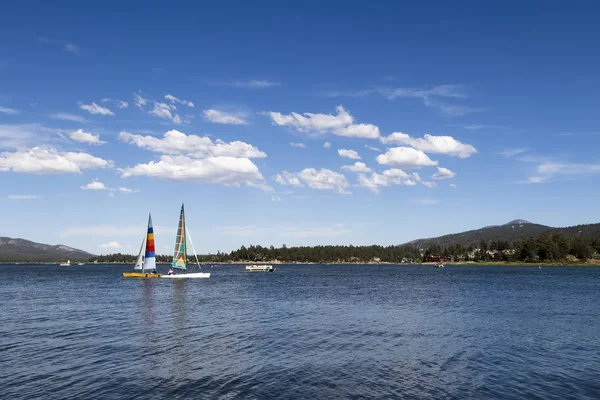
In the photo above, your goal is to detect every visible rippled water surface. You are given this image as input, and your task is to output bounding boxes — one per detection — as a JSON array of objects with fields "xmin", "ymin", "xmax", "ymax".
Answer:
[{"xmin": 2, "ymin": 264, "xmax": 600, "ymax": 399}]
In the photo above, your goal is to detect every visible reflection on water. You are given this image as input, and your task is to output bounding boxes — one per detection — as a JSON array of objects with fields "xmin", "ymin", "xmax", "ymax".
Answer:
[{"xmin": 1, "ymin": 264, "xmax": 600, "ymax": 399}]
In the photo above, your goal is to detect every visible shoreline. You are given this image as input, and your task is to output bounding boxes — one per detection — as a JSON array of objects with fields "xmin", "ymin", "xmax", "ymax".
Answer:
[{"xmin": 1, "ymin": 261, "xmax": 598, "ymax": 267}]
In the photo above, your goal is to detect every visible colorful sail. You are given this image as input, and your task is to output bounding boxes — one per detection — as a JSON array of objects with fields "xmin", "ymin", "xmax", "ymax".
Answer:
[
  {"xmin": 143, "ymin": 213, "xmax": 156, "ymax": 272},
  {"xmin": 172, "ymin": 204, "xmax": 187, "ymax": 270}
]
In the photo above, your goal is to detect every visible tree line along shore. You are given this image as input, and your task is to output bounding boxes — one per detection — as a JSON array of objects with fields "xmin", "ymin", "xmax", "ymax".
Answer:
[{"xmin": 89, "ymin": 233, "xmax": 600, "ymax": 265}]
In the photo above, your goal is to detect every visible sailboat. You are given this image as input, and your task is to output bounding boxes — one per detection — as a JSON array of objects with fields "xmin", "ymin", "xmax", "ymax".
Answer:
[
  {"xmin": 123, "ymin": 213, "xmax": 162, "ymax": 278},
  {"xmin": 162, "ymin": 204, "xmax": 210, "ymax": 279}
]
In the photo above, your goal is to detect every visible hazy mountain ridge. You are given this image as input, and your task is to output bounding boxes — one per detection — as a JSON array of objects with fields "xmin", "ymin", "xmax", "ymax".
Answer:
[
  {"xmin": 405, "ymin": 221, "xmax": 600, "ymax": 248},
  {"xmin": 0, "ymin": 237, "xmax": 93, "ymax": 262}
]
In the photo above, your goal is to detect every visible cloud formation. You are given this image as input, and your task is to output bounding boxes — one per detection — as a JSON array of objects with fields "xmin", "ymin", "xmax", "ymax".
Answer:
[
  {"xmin": 0, "ymin": 147, "xmax": 112, "ymax": 174},
  {"xmin": 149, "ymin": 102, "xmax": 182, "ymax": 124},
  {"xmin": 165, "ymin": 94, "xmax": 194, "ymax": 107},
  {"xmin": 381, "ymin": 132, "xmax": 477, "ymax": 158},
  {"xmin": 80, "ymin": 102, "xmax": 115, "ymax": 116},
  {"xmin": 69, "ymin": 129, "xmax": 105, "ymax": 145},
  {"xmin": 202, "ymin": 109, "xmax": 247, "ymax": 125},
  {"xmin": 376, "ymin": 147, "xmax": 438, "ymax": 169},
  {"xmin": 81, "ymin": 180, "xmax": 109, "ymax": 190},
  {"xmin": 264, "ymin": 105, "xmax": 380, "ymax": 139},
  {"xmin": 432, "ymin": 167, "xmax": 456, "ymax": 180},
  {"xmin": 357, "ymin": 169, "xmax": 420, "ymax": 193},
  {"xmin": 274, "ymin": 168, "xmax": 350, "ymax": 194},
  {"xmin": 121, "ymin": 155, "xmax": 265, "ymax": 187},
  {"xmin": 338, "ymin": 148, "xmax": 361, "ymax": 159},
  {"xmin": 341, "ymin": 162, "xmax": 372, "ymax": 173},
  {"xmin": 119, "ymin": 130, "xmax": 266, "ymax": 159}
]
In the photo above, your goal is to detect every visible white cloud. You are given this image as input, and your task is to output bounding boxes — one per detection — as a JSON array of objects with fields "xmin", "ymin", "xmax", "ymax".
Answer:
[
  {"xmin": 323, "ymin": 142, "xmax": 331, "ymax": 149},
  {"xmin": 381, "ymin": 132, "xmax": 477, "ymax": 158},
  {"xmin": 149, "ymin": 102, "xmax": 182, "ymax": 124},
  {"xmin": 119, "ymin": 130, "xmax": 266, "ymax": 159},
  {"xmin": 133, "ymin": 93, "xmax": 149, "ymax": 109},
  {"xmin": 449, "ymin": 183, "xmax": 457, "ymax": 188},
  {"xmin": 165, "ymin": 94, "xmax": 194, "ymax": 107},
  {"xmin": 264, "ymin": 105, "xmax": 380, "ymax": 139},
  {"xmin": 81, "ymin": 180, "xmax": 109, "ymax": 190},
  {"xmin": 357, "ymin": 169, "xmax": 419, "ymax": 193},
  {"xmin": 273, "ymin": 168, "xmax": 350, "ymax": 194},
  {"xmin": 101, "ymin": 98, "xmax": 111, "ymax": 103},
  {"xmin": 202, "ymin": 109, "xmax": 247, "ymax": 125},
  {"xmin": 290, "ymin": 142, "xmax": 306, "ymax": 148},
  {"xmin": 0, "ymin": 106, "xmax": 19, "ymax": 115},
  {"xmin": 341, "ymin": 162, "xmax": 372, "ymax": 173},
  {"xmin": 376, "ymin": 147, "xmax": 438, "ymax": 169},
  {"xmin": 79, "ymin": 102, "xmax": 115, "ymax": 116},
  {"xmin": 108, "ymin": 192, "xmax": 115, "ymax": 197},
  {"xmin": 365, "ymin": 145, "xmax": 381, "ymax": 152},
  {"xmin": 121, "ymin": 155, "xmax": 265, "ymax": 187},
  {"xmin": 271, "ymin": 195, "xmax": 281, "ymax": 202},
  {"xmin": 432, "ymin": 167, "xmax": 456, "ymax": 180},
  {"xmin": 118, "ymin": 187, "xmax": 138, "ymax": 193},
  {"xmin": 229, "ymin": 80, "xmax": 280, "ymax": 88},
  {"xmin": 273, "ymin": 171, "xmax": 304, "ymax": 187},
  {"xmin": 421, "ymin": 181, "xmax": 437, "ymax": 188},
  {"xmin": 50, "ymin": 113, "xmax": 87, "ymax": 123},
  {"xmin": 117, "ymin": 101, "xmax": 129, "ymax": 109},
  {"xmin": 69, "ymin": 129, "xmax": 105, "ymax": 145},
  {"xmin": 6, "ymin": 195, "xmax": 42, "ymax": 200},
  {"xmin": 0, "ymin": 147, "xmax": 112, "ymax": 174},
  {"xmin": 338, "ymin": 148, "xmax": 361, "ymax": 160},
  {"xmin": 99, "ymin": 241, "xmax": 123, "ymax": 249}
]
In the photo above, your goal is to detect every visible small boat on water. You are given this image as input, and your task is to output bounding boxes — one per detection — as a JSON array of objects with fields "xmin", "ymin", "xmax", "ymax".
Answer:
[
  {"xmin": 60, "ymin": 260, "xmax": 70, "ymax": 267},
  {"xmin": 123, "ymin": 214, "xmax": 161, "ymax": 278},
  {"xmin": 162, "ymin": 204, "xmax": 210, "ymax": 279},
  {"xmin": 246, "ymin": 264, "xmax": 275, "ymax": 272},
  {"xmin": 77, "ymin": 262, "xmax": 85, "ymax": 266},
  {"xmin": 435, "ymin": 263, "xmax": 444, "ymax": 268}
]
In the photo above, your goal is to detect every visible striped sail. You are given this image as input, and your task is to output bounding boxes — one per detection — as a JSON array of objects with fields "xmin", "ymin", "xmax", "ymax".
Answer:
[
  {"xmin": 143, "ymin": 213, "xmax": 156, "ymax": 272},
  {"xmin": 172, "ymin": 204, "xmax": 187, "ymax": 270}
]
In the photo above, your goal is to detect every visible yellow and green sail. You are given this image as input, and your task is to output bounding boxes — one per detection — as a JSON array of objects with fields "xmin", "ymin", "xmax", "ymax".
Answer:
[{"xmin": 172, "ymin": 204, "xmax": 187, "ymax": 270}]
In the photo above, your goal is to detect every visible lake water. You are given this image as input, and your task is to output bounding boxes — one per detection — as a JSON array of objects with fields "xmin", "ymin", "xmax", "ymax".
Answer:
[{"xmin": 1, "ymin": 264, "xmax": 600, "ymax": 399}]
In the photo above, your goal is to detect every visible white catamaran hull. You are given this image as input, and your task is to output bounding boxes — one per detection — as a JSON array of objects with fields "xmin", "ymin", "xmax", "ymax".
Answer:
[{"xmin": 161, "ymin": 272, "xmax": 210, "ymax": 279}]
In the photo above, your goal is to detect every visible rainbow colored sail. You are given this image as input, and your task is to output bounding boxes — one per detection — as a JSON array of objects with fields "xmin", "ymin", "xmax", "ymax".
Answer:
[
  {"xmin": 144, "ymin": 213, "xmax": 156, "ymax": 272},
  {"xmin": 172, "ymin": 204, "xmax": 187, "ymax": 270}
]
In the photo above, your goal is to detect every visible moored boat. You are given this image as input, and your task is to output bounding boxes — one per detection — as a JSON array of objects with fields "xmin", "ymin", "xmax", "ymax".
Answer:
[
  {"xmin": 123, "ymin": 214, "xmax": 162, "ymax": 278},
  {"xmin": 245, "ymin": 264, "xmax": 274, "ymax": 272},
  {"xmin": 60, "ymin": 260, "xmax": 70, "ymax": 267}
]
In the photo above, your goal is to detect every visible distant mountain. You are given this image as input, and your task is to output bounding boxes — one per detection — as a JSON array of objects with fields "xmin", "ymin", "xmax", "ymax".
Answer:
[
  {"xmin": 405, "ymin": 220, "xmax": 600, "ymax": 248},
  {"xmin": 0, "ymin": 237, "xmax": 93, "ymax": 262}
]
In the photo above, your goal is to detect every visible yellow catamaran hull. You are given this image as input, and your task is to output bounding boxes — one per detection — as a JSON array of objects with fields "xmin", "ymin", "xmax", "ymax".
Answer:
[{"xmin": 122, "ymin": 272, "xmax": 162, "ymax": 278}]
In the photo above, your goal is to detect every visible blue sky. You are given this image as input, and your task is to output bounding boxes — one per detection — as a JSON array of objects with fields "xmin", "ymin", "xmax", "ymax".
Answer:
[{"xmin": 1, "ymin": 1, "xmax": 599, "ymax": 254}]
